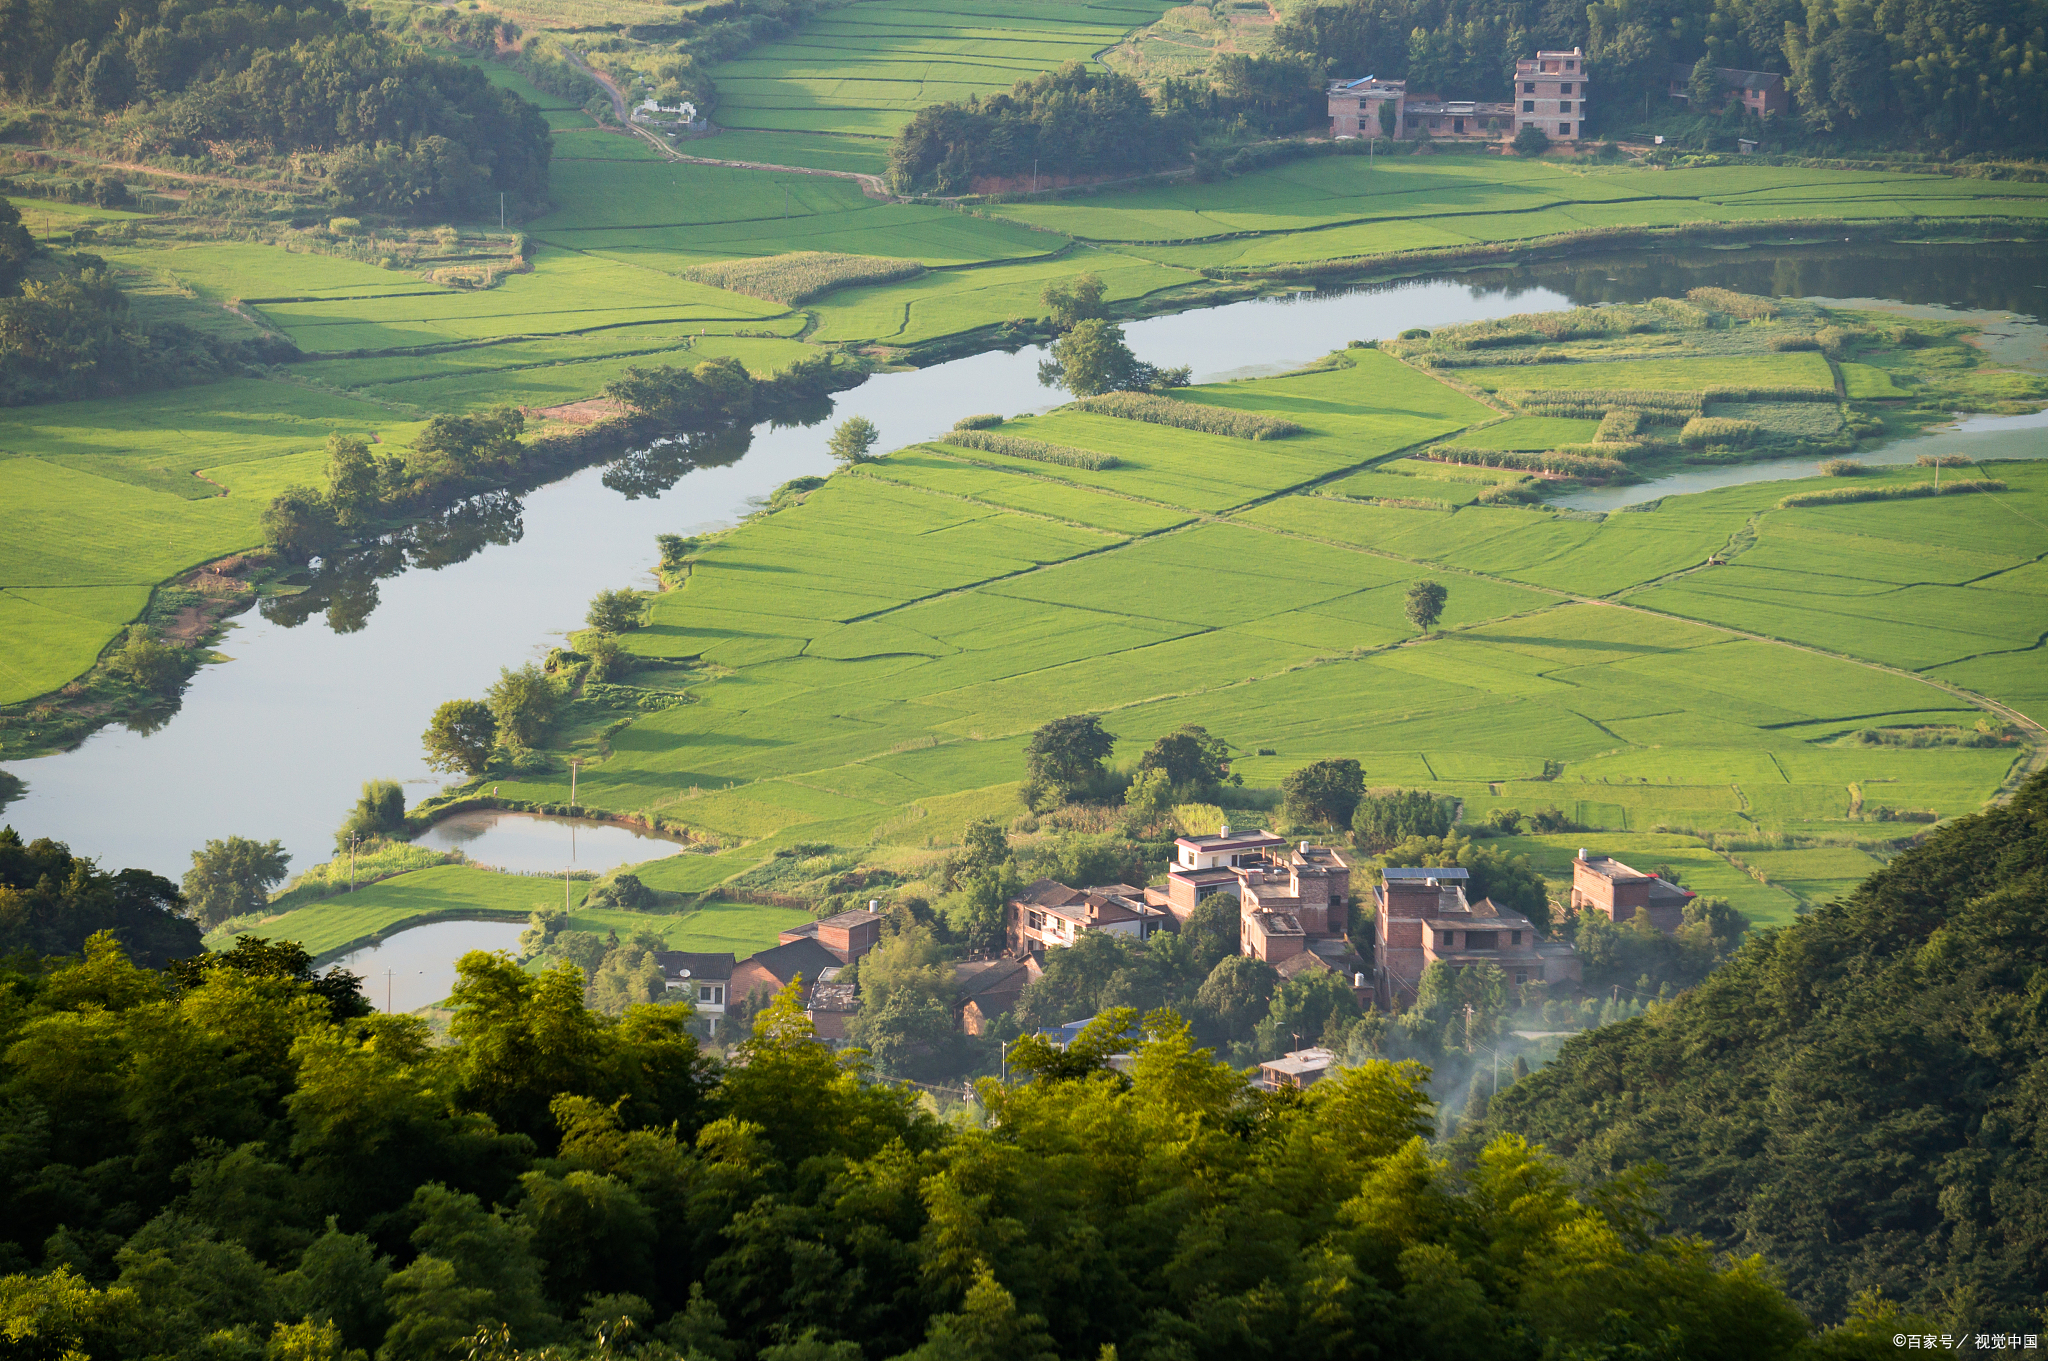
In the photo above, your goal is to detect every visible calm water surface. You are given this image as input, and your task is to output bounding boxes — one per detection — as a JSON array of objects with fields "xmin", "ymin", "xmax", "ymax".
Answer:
[
  {"xmin": 330, "ymin": 918, "xmax": 527, "ymax": 1013},
  {"xmin": 5, "ymin": 241, "xmax": 2045, "ymax": 877},
  {"xmin": 418, "ymin": 809, "xmax": 687, "ymax": 874}
]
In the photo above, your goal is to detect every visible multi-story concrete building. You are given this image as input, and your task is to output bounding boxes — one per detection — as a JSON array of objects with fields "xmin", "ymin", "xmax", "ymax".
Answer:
[
  {"xmin": 1372, "ymin": 866, "xmax": 1581, "ymax": 1009},
  {"xmin": 1328, "ymin": 48, "xmax": 1587, "ymax": 144},
  {"xmin": 1513, "ymin": 48, "xmax": 1588, "ymax": 143},
  {"xmin": 1569, "ymin": 851, "xmax": 1695, "ymax": 933}
]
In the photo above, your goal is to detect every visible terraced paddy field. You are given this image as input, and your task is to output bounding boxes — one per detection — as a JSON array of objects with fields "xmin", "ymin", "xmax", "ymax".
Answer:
[
  {"xmin": 704, "ymin": 0, "xmax": 1178, "ymax": 143},
  {"xmin": 445, "ymin": 348, "xmax": 2040, "ymax": 926}
]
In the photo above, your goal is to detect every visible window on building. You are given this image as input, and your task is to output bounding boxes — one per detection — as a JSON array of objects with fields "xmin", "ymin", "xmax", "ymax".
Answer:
[
  {"xmin": 1523, "ymin": 82, "xmax": 1535, "ymax": 93},
  {"xmin": 1467, "ymin": 931, "xmax": 1498, "ymax": 950},
  {"xmin": 1560, "ymin": 83, "xmax": 1573, "ymax": 94},
  {"xmin": 1511, "ymin": 930, "xmax": 1522, "ymax": 944},
  {"xmin": 1516, "ymin": 972, "xmax": 1528, "ymax": 986},
  {"xmin": 697, "ymin": 984, "xmax": 724, "ymax": 1005},
  {"xmin": 1522, "ymin": 100, "xmax": 1535, "ymax": 112},
  {"xmin": 1029, "ymin": 910, "xmax": 1046, "ymax": 931},
  {"xmin": 1565, "ymin": 59, "xmax": 1576, "ymax": 69},
  {"xmin": 1560, "ymin": 101, "xmax": 1572, "ymax": 112},
  {"xmin": 1558, "ymin": 122, "xmax": 1572, "ymax": 135}
]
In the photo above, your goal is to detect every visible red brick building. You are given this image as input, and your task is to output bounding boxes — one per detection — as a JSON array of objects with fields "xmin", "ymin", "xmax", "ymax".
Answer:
[
  {"xmin": 1569, "ymin": 851, "xmax": 1694, "ymax": 933},
  {"xmin": 1007, "ymin": 878, "xmax": 1173, "ymax": 956},
  {"xmin": 1372, "ymin": 866, "xmax": 1581, "ymax": 1009},
  {"xmin": 778, "ymin": 907, "xmax": 883, "ymax": 963}
]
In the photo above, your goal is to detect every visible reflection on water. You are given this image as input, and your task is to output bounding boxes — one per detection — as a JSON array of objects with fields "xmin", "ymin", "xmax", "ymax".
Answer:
[
  {"xmin": 331, "ymin": 918, "xmax": 526, "ymax": 1013},
  {"xmin": 4, "ymin": 240, "xmax": 2043, "ymax": 878},
  {"xmin": 416, "ymin": 809, "xmax": 686, "ymax": 874}
]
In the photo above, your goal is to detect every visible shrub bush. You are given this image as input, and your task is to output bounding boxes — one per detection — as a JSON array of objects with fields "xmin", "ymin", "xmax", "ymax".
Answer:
[
  {"xmin": 953, "ymin": 413, "xmax": 1004, "ymax": 429},
  {"xmin": 1426, "ymin": 446, "xmax": 1629, "ymax": 478},
  {"xmin": 945, "ymin": 428, "xmax": 1121, "ymax": 469},
  {"xmin": 1681, "ymin": 416, "xmax": 1760, "ymax": 448},
  {"xmin": 1686, "ymin": 286, "xmax": 1778, "ymax": 319},
  {"xmin": 1818, "ymin": 459, "xmax": 1867, "ymax": 476}
]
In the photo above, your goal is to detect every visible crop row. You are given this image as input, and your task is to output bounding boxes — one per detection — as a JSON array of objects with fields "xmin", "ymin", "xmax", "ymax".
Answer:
[
  {"xmin": 1067, "ymin": 390, "xmax": 1303, "ymax": 440},
  {"xmin": 944, "ymin": 428, "xmax": 1123, "ymax": 469}
]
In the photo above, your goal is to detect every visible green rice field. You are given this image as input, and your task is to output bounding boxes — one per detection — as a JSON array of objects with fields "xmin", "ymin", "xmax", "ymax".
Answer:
[
  {"xmin": 228, "ymin": 862, "xmax": 807, "ymax": 961},
  {"xmin": 453, "ymin": 351, "xmax": 2039, "ymax": 928},
  {"xmin": 704, "ymin": 0, "xmax": 1180, "ymax": 143}
]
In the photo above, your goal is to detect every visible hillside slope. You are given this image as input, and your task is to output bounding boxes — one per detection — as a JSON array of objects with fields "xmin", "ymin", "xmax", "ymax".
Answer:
[{"xmin": 1469, "ymin": 769, "xmax": 2048, "ymax": 1328}]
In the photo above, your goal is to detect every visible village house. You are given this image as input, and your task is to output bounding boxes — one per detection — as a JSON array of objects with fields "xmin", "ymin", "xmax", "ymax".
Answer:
[
  {"xmin": 952, "ymin": 955, "xmax": 1040, "ymax": 1035},
  {"xmin": 656, "ymin": 951, "xmax": 735, "ymax": 1033},
  {"xmin": 1372, "ymin": 866, "xmax": 1581, "ymax": 1009},
  {"xmin": 1259, "ymin": 1046, "xmax": 1338, "ymax": 1091},
  {"xmin": 729, "ymin": 936, "xmax": 844, "ymax": 1008},
  {"xmin": 778, "ymin": 906, "xmax": 884, "ymax": 964},
  {"xmin": 806, "ymin": 967, "xmax": 859, "ymax": 1042},
  {"xmin": 1007, "ymin": 878, "xmax": 1174, "ymax": 955},
  {"xmin": 1328, "ymin": 48, "xmax": 1588, "ymax": 144},
  {"xmin": 1570, "ymin": 851, "xmax": 1695, "ymax": 933},
  {"xmin": 1666, "ymin": 63, "xmax": 1790, "ymax": 117}
]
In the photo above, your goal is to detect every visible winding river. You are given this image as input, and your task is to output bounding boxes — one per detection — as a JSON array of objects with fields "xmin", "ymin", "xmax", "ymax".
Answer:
[{"xmin": 4, "ymin": 238, "xmax": 2046, "ymax": 878}]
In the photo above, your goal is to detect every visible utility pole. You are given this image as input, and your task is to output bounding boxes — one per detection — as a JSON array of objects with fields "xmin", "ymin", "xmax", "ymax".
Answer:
[
  {"xmin": 565, "ymin": 864, "xmax": 573, "ymax": 912},
  {"xmin": 500, "ymin": 192, "xmax": 506, "ymax": 230},
  {"xmin": 1032, "ymin": 157, "xmax": 1039, "ymax": 192},
  {"xmin": 349, "ymin": 833, "xmax": 359, "ymax": 892},
  {"xmin": 569, "ymin": 756, "xmax": 581, "ymax": 813},
  {"xmin": 385, "ymin": 967, "xmax": 394, "ymax": 1014}
]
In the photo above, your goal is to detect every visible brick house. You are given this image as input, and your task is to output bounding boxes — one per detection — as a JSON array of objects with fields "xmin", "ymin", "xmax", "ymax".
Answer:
[
  {"xmin": 1513, "ymin": 49, "xmax": 1588, "ymax": 142},
  {"xmin": 806, "ymin": 968, "xmax": 858, "ymax": 1042},
  {"xmin": 656, "ymin": 951, "xmax": 735, "ymax": 1033},
  {"xmin": 1666, "ymin": 63, "xmax": 1789, "ymax": 117},
  {"xmin": 1258, "ymin": 1046, "xmax": 1338, "ymax": 1091},
  {"xmin": 952, "ymin": 955, "xmax": 1040, "ymax": 1035},
  {"xmin": 1372, "ymin": 866, "xmax": 1581, "ymax": 1009},
  {"xmin": 729, "ymin": 936, "xmax": 844, "ymax": 1009},
  {"xmin": 1569, "ymin": 851, "xmax": 1695, "ymax": 933},
  {"xmin": 1328, "ymin": 48, "xmax": 1587, "ymax": 144},
  {"xmin": 1164, "ymin": 825, "xmax": 1291, "ymax": 917},
  {"xmin": 1008, "ymin": 878, "xmax": 1173, "ymax": 956},
  {"xmin": 778, "ymin": 907, "xmax": 884, "ymax": 964}
]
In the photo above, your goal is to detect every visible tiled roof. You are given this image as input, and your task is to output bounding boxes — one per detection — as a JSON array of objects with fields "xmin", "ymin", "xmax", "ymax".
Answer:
[
  {"xmin": 739, "ymin": 938, "xmax": 842, "ymax": 986},
  {"xmin": 1015, "ymin": 877, "xmax": 1087, "ymax": 907},
  {"xmin": 808, "ymin": 982, "xmax": 857, "ymax": 1013},
  {"xmin": 655, "ymin": 951, "xmax": 734, "ymax": 981}
]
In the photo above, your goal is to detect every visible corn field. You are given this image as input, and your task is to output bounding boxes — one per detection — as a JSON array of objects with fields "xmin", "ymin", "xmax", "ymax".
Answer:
[{"xmin": 1778, "ymin": 479, "xmax": 2004, "ymax": 508}]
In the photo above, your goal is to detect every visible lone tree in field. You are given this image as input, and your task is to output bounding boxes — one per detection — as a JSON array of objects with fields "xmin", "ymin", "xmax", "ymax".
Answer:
[
  {"xmin": 423, "ymin": 698, "xmax": 498, "ymax": 776},
  {"xmin": 1025, "ymin": 713, "xmax": 1116, "ymax": 806},
  {"xmin": 1512, "ymin": 122, "xmax": 1550, "ymax": 157},
  {"xmin": 586, "ymin": 588, "xmax": 646, "ymax": 634},
  {"xmin": 1039, "ymin": 319, "xmax": 1191, "ymax": 397},
  {"xmin": 1282, "ymin": 757, "xmax": 1365, "ymax": 829},
  {"xmin": 827, "ymin": 415, "xmax": 880, "ymax": 466},
  {"xmin": 181, "ymin": 836, "xmax": 291, "ymax": 929},
  {"xmin": 1041, "ymin": 273, "xmax": 1106, "ymax": 331},
  {"xmin": 1405, "ymin": 579, "xmax": 1448, "ymax": 633}
]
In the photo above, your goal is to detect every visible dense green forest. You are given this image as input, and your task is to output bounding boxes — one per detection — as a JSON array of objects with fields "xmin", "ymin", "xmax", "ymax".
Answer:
[
  {"xmin": 0, "ymin": 0, "xmax": 551, "ymax": 215},
  {"xmin": 1272, "ymin": 0, "xmax": 2048, "ymax": 149},
  {"xmin": 2, "ymin": 927, "xmax": 1884, "ymax": 1359},
  {"xmin": 1467, "ymin": 768, "xmax": 2048, "ymax": 1329},
  {"xmin": 887, "ymin": 66, "xmax": 1192, "ymax": 195}
]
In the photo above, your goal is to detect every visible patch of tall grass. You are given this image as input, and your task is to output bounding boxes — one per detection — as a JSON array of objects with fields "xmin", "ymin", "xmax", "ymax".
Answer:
[
  {"xmin": 1681, "ymin": 416, "xmax": 1760, "ymax": 448},
  {"xmin": 944, "ymin": 429, "xmax": 1123, "ymax": 470},
  {"xmin": 1426, "ymin": 446, "xmax": 1630, "ymax": 478},
  {"xmin": 1069, "ymin": 390, "xmax": 1303, "ymax": 440},
  {"xmin": 1777, "ymin": 478, "xmax": 2005, "ymax": 508},
  {"xmin": 683, "ymin": 252, "xmax": 926, "ymax": 305},
  {"xmin": 1687, "ymin": 287, "xmax": 1779, "ymax": 319}
]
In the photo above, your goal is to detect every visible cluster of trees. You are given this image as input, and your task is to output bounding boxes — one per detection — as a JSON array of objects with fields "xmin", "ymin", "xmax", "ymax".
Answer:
[
  {"xmin": 0, "ymin": 230, "xmax": 287, "ymax": 405},
  {"xmin": 887, "ymin": 64, "xmax": 1191, "ymax": 195},
  {"xmin": 262, "ymin": 414, "xmax": 529, "ymax": 562},
  {"xmin": 1031, "ymin": 272, "xmax": 1191, "ymax": 396},
  {"xmin": 0, "ymin": 826, "xmax": 198, "ymax": 966},
  {"xmin": 2, "ymin": 923, "xmax": 1863, "ymax": 1361},
  {"xmin": 0, "ymin": 0, "xmax": 552, "ymax": 216},
  {"xmin": 422, "ymin": 661, "xmax": 560, "ymax": 778},
  {"xmin": 1472, "ymin": 769, "xmax": 2048, "ymax": 1328},
  {"xmin": 1270, "ymin": 0, "xmax": 2048, "ymax": 149},
  {"xmin": 1157, "ymin": 53, "xmax": 1330, "ymax": 143}
]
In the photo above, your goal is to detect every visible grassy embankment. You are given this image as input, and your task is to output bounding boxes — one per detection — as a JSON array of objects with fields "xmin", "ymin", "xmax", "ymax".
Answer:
[{"xmin": 354, "ymin": 344, "xmax": 2044, "ymax": 935}]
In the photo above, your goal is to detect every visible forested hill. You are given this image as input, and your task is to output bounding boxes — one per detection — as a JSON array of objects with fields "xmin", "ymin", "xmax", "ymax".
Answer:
[
  {"xmin": 0, "ymin": 0, "xmax": 551, "ymax": 216},
  {"xmin": 1274, "ymin": 0, "xmax": 2048, "ymax": 150},
  {"xmin": 1468, "ymin": 768, "xmax": 2048, "ymax": 1329}
]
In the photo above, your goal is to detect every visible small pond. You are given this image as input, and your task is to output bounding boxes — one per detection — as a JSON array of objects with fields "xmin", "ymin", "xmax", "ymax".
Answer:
[
  {"xmin": 330, "ymin": 917, "xmax": 527, "ymax": 1014},
  {"xmin": 416, "ymin": 809, "xmax": 687, "ymax": 874}
]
